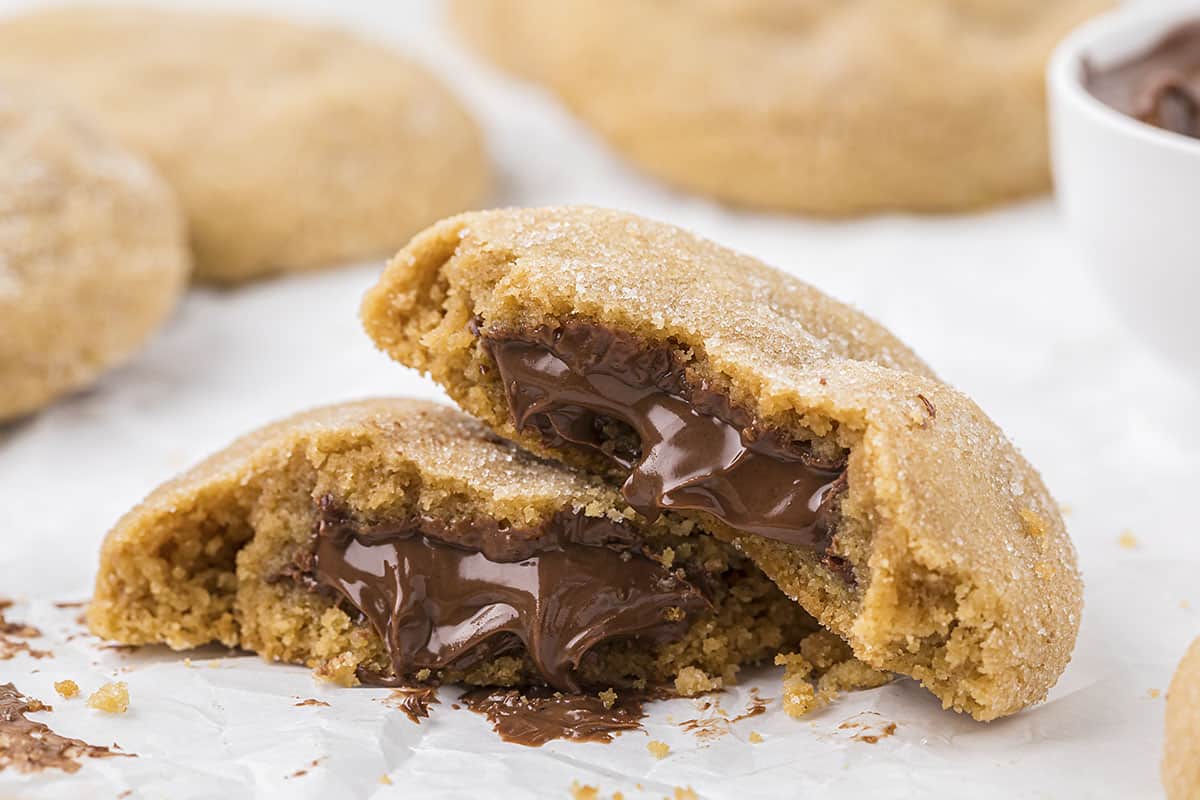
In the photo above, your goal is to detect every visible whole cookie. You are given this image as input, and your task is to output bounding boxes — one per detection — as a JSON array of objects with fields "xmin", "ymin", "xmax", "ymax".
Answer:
[
  {"xmin": 364, "ymin": 206, "xmax": 1083, "ymax": 721},
  {"xmin": 1164, "ymin": 637, "xmax": 1200, "ymax": 799},
  {"xmin": 451, "ymin": 0, "xmax": 1109, "ymax": 214},
  {"xmin": 0, "ymin": 7, "xmax": 489, "ymax": 283},
  {"xmin": 0, "ymin": 87, "xmax": 189, "ymax": 422}
]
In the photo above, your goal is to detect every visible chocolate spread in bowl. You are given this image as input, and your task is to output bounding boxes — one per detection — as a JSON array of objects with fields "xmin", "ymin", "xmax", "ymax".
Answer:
[{"xmin": 1086, "ymin": 21, "xmax": 1200, "ymax": 139}]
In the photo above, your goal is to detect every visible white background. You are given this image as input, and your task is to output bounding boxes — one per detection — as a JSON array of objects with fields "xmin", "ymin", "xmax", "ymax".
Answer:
[{"xmin": 1, "ymin": 1, "xmax": 1197, "ymax": 798}]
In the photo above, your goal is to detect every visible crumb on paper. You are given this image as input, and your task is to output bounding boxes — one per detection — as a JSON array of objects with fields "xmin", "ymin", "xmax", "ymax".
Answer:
[
  {"xmin": 1118, "ymin": 530, "xmax": 1139, "ymax": 550},
  {"xmin": 379, "ymin": 774, "xmax": 392, "ymax": 785},
  {"xmin": 53, "ymin": 680, "xmax": 79, "ymax": 699},
  {"xmin": 287, "ymin": 757, "xmax": 325, "ymax": 780},
  {"xmin": 1183, "ymin": 600, "xmax": 1193, "ymax": 611},
  {"xmin": 749, "ymin": 731, "xmax": 764, "ymax": 743},
  {"xmin": 294, "ymin": 698, "xmax": 330, "ymax": 707},
  {"xmin": 87, "ymin": 682, "xmax": 129, "ymax": 713},
  {"xmin": 673, "ymin": 666, "xmax": 721, "ymax": 696},
  {"xmin": 647, "ymin": 740, "xmax": 670, "ymax": 759},
  {"xmin": 598, "ymin": 688, "xmax": 618, "ymax": 710},
  {"xmin": 570, "ymin": 781, "xmax": 599, "ymax": 800},
  {"xmin": 673, "ymin": 788, "xmax": 699, "ymax": 800},
  {"xmin": 1148, "ymin": 688, "xmax": 1161, "ymax": 699}
]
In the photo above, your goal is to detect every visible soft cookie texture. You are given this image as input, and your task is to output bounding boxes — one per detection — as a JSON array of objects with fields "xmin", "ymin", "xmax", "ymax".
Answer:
[
  {"xmin": 1164, "ymin": 637, "xmax": 1200, "ymax": 799},
  {"xmin": 0, "ymin": 86, "xmax": 189, "ymax": 422},
  {"xmin": 362, "ymin": 206, "xmax": 1083, "ymax": 721},
  {"xmin": 89, "ymin": 399, "xmax": 841, "ymax": 695},
  {"xmin": 0, "ymin": 6, "xmax": 489, "ymax": 283},
  {"xmin": 450, "ymin": 0, "xmax": 1110, "ymax": 214}
]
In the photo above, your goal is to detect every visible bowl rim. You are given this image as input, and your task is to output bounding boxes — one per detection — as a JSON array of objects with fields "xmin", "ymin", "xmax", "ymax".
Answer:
[{"xmin": 1048, "ymin": 1, "xmax": 1200, "ymax": 158}]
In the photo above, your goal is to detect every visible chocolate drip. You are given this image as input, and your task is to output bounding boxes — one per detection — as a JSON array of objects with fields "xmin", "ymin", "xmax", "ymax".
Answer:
[
  {"xmin": 310, "ymin": 502, "xmax": 706, "ymax": 693},
  {"xmin": 480, "ymin": 322, "xmax": 847, "ymax": 553},
  {"xmin": 1086, "ymin": 21, "xmax": 1200, "ymax": 139},
  {"xmin": 459, "ymin": 687, "xmax": 652, "ymax": 746}
]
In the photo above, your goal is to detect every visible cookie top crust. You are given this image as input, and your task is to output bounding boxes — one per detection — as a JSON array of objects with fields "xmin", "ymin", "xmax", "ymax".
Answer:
[
  {"xmin": 363, "ymin": 206, "xmax": 1083, "ymax": 720},
  {"xmin": 0, "ymin": 6, "xmax": 489, "ymax": 282},
  {"xmin": 450, "ymin": 0, "xmax": 1111, "ymax": 213},
  {"xmin": 0, "ymin": 85, "xmax": 189, "ymax": 421}
]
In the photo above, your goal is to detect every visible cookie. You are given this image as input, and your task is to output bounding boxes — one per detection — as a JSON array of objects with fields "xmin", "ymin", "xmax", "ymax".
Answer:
[
  {"xmin": 0, "ymin": 86, "xmax": 189, "ymax": 422},
  {"xmin": 0, "ymin": 7, "xmax": 489, "ymax": 283},
  {"xmin": 1164, "ymin": 637, "xmax": 1200, "ymax": 799},
  {"xmin": 362, "ymin": 206, "xmax": 1083, "ymax": 721},
  {"xmin": 89, "ymin": 399, "xmax": 838, "ymax": 695},
  {"xmin": 450, "ymin": 0, "xmax": 1110, "ymax": 214}
]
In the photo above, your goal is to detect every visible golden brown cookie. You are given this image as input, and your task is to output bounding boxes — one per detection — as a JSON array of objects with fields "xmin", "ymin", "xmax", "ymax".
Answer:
[
  {"xmin": 1164, "ymin": 637, "xmax": 1200, "ymax": 799},
  {"xmin": 362, "ymin": 206, "xmax": 1082, "ymax": 721},
  {"xmin": 89, "ymin": 399, "xmax": 840, "ymax": 696},
  {"xmin": 450, "ymin": 0, "xmax": 1110, "ymax": 214},
  {"xmin": 0, "ymin": 6, "xmax": 489, "ymax": 283},
  {"xmin": 0, "ymin": 86, "xmax": 189, "ymax": 422}
]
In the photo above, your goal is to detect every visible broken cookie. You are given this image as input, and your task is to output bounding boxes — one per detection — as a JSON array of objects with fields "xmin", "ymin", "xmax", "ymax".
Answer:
[
  {"xmin": 88, "ymin": 400, "xmax": 820, "ymax": 695},
  {"xmin": 362, "ymin": 206, "xmax": 1082, "ymax": 721}
]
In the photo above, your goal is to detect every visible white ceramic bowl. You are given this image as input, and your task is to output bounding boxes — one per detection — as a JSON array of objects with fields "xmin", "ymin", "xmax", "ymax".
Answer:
[{"xmin": 1049, "ymin": 3, "xmax": 1200, "ymax": 377}]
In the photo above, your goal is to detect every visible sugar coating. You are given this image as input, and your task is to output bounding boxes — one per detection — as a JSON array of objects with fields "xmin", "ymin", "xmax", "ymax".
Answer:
[
  {"xmin": 450, "ymin": 0, "xmax": 1110, "ymax": 214},
  {"xmin": 1164, "ymin": 637, "xmax": 1200, "ymax": 799},
  {"xmin": 88, "ymin": 399, "xmax": 817, "ymax": 692},
  {"xmin": 0, "ymin": 7, "xmax": 489, "ymax": 283},
  {"xmin": 0, "ymin": 86, "xmax": 189, "ymax": 421},
  {"xmin": 361, "ymin": 206, "xmax": 1083, "ymax": 720}
]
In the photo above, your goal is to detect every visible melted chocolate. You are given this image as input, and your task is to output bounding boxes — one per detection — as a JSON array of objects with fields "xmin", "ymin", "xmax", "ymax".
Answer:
[
  {"xmin": 385, "ymin": 686, "xmax": 440, "ymax": 724},
  {"xmin": 0, "ymin": 683, "xmax": 129, "ymax": 773},
  {"xmin": 480, "ymin": 322, "xmax": 847, "ymax": 553},
  {"xmin": 1086, "ymin": 21, "xmax": 1200, "ymax": 139},
  {"xmin": 311, "ymin": 502, "xmax": 706, "ymax": 693},
  {"xmin": 460, "ymin": 688, "xmax": 650, "ymax": 746}
]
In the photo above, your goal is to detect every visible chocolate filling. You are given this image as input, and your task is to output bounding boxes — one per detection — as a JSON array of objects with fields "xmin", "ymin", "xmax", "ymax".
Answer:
[
  {"xmin": 479, "ymin": 321, "xmax": 849, "ymax": 562},
  {"xmin": 308, "ymin": 499, "xmax": 706, "ymax": 692},
  {"xmin": 1086, "ymin": 21, "xmax": 1200, "ymax": 140}
]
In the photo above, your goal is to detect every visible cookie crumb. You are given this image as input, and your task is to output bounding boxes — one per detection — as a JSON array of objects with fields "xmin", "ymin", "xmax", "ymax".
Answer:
[
  {"xmin": 673, "ymin": 788, "xmax": 699, "ymax": 800},
  {"xmin": 598, "ymin": 688, "xmax": 618, "ymax": 710},
  {"xmin": 53, "ymin": 680, "xmax": 79, "ymax": 699},
  {"xmin": 313, "ymin": 653, "xmax": 358, "ymax": 686},
  {"xmin": 1019, "ymin": 508, "xmax": 1047, "ymax": 538},
  {"xmin": 647, "ymin": 740, "xmax": 670, "ymax": 759},
  {"xmin": 1118, "ymin": 530, "xmax": 1139, "ymax": 550},
  {"xmin": 748, "ymin": 731, "xmax": 764, "ymax": 743},
  {"xmin": 379, "ymin": 774, "xmax": 393, "ymax": 785},
  {"xmin": 294, "ymin": 698, "xmax": 330, "ymax": 707},
  {"xmin": 1148, "ymin": 688, "xmax": 1161, "ymax": 699},
  {"xmin": 87, "ymin": 682, "xmax": 129, "ymax": 713},
  {"xmin": 570, "ymin": 781, "xmax": 599, "ymax": 800},
  {"xmin": 673, "ymin": 666, "xmax": 721, "ymax": 696}
]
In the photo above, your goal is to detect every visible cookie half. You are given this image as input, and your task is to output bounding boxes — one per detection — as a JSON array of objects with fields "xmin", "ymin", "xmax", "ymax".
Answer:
[
  {"xmin": 0, "ymin": 86, "xmax": 189, "ymax": 421},
  {"xmin": 450, "ymin": 0, "xmax": 1109, "ymax": 214},
  {"xmin": 89, "ymin": 399, "xmax": 832, "ymax": 694},
  {"xmin": 1164, "ymin": 637, "xmax": 1200, "ymax": 799},
  {"xmin": 362, "ymin": 206, "xmax": 1082, "ymax": 720},
  {"xmin": 0, "ymin": 7, "xmax": 489, "ymax": 283}
]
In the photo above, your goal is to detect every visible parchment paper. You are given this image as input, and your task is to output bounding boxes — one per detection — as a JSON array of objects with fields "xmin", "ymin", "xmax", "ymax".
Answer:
[{"xmin": 1, "ymin": 1, "xmax": 1196, "ymax": 797}]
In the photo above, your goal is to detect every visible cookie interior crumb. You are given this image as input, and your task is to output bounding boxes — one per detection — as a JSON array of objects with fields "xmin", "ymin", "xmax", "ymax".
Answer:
[
  {"xmin": 647, "ymin": 740, "xmax": 670, "ymax": 759},
  {"xmin": 776, "ymin": 631, "xmax": 891, "ymax": 719},
  {"xmin": 748, "ymin": 731, "xmax": 764, "ymax": 743},
  {"xmin": 598, "ymin": 688, "xmax": 618, "ymax": 710},
  {"xmin": 53, "ymin": 680, "xmax": 79, "ymax": 699},
  {"xmin": 87, "ymin": 682, "xmax": 129, "ymax": 714}
]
